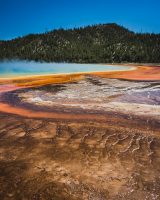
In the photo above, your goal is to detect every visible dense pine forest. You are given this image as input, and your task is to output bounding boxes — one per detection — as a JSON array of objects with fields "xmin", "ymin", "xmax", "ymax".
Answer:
[{"xmin": 0, "ymin": 23, "xmax": 160, "ymax": 63}]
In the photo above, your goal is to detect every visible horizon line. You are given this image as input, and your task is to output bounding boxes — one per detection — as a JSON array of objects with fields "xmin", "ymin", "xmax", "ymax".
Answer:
[{"xmin": 1, "ymin": 22, "xmax": 160, "ymax": 42}]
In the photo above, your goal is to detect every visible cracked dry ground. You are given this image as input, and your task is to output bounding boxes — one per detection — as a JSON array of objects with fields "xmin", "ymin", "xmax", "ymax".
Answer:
[{"xmin": 0, "ymin": 112, "xmax": 160, "ymax": 200}]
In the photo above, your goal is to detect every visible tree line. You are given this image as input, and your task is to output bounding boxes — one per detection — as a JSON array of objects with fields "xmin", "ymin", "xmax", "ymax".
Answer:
[{"xmin": 0, "ymin": 23, "xmax": 160, "ymax": 63}]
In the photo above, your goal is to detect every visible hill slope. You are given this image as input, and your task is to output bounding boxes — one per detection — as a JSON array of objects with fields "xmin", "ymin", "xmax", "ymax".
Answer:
[{"xmin": 0, "ymin": 23, "xmax": 160, "ymax": 63}]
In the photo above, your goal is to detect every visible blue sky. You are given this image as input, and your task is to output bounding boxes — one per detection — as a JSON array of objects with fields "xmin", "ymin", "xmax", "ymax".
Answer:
[{"xmin": 0, "ymin": 0, "xmax": 160, "ymax": 40}]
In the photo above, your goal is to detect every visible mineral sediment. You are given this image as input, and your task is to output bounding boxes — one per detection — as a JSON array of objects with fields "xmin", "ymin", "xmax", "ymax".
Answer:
[{"xmin": 0, "ymin": 66, "xmax": 160, "ymax": 200}]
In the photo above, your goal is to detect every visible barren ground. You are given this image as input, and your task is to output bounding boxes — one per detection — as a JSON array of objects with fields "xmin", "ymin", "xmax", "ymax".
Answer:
[{"xmin": 0, "ymin": 72, "xmax": 160, "ymax": 200}]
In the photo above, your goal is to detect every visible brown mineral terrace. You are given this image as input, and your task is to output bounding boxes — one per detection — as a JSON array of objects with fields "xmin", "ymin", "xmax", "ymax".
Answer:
[{"xmin": 0, "ymin": 64, "xmax": 160, "ymax": 199}]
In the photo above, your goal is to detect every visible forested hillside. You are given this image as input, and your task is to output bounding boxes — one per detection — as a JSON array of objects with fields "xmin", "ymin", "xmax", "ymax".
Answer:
[{"xmin": 0, "ymin": 23, "xmax": 160, "ymax": 63}]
